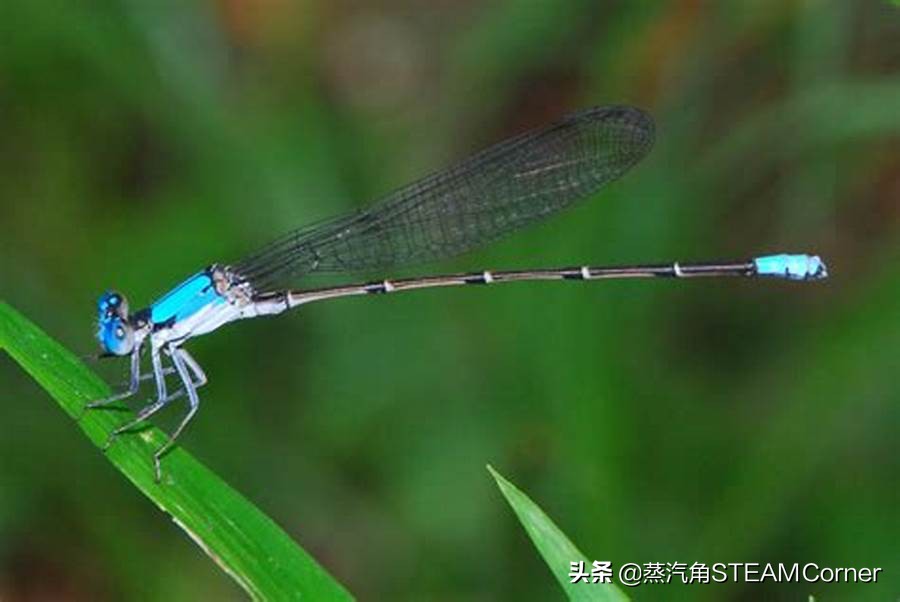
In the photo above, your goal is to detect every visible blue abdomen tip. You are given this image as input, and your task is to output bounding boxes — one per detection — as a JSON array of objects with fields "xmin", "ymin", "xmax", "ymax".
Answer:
[{"xmin": 754, "ymin": 254, "xmax": 828, "ymax": 281}]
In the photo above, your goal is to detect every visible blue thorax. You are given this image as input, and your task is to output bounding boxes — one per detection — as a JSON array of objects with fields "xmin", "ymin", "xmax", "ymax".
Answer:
[{"xmin": 149, "ymin": 270, "xmax": 225, "ymax": 326}]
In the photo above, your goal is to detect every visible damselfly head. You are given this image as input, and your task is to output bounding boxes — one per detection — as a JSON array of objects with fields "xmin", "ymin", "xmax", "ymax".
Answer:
[{"xmin": 96, "ymin": 291, "xmax": 135, "ymax": 356}]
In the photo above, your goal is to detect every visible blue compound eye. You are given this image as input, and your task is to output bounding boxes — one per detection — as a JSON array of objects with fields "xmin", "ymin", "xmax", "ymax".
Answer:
[
  {"xmin": 98, "ymin": 291, "xmax": 129, "ymax": 320},
  {"xmin": 97, "ymin": 316, "xmax": 135, "ymax": 356}
]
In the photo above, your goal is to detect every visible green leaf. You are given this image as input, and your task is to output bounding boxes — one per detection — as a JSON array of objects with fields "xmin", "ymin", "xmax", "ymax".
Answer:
[
  {"xmin": 488, "ymin": 465, "xmax": 629, "ymax": 602},
  {"xmin": 0, "ymin": 302, "xmax": 354, "ymax": 601}
]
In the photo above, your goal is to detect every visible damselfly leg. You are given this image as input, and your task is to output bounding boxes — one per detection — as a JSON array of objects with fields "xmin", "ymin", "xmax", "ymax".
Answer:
[{"xmin": 96, "ymin": 345, "xmax": 207, "ymax": 481}]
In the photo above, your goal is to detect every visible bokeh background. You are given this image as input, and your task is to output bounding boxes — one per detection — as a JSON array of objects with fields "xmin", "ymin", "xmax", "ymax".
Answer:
[{"xmin": 1, "ymin": 1, "xmax": 898, "ymax": 600}]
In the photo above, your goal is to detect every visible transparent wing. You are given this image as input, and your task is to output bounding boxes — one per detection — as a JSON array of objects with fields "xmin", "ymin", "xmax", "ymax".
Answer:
[{"xmin": 234, "ymin": 105, "xmax": 654, "ymax": 291}]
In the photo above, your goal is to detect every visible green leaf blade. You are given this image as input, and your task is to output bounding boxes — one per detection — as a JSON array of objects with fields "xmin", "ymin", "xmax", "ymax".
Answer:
[
  {"xmin": 488, "ymin": 465, "xmax": 629, "ymax": 602},
  {"xmin": 0, "ymin": 302, "xmax": 353, "ymax": 601}
]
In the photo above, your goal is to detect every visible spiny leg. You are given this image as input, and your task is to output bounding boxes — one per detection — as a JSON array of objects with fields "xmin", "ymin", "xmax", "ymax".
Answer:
[
  {"xmin": 177, "ymin": 348, "xmax": 207, "ymax": 388},
  {"xmin": 152, "ymin": 346, "xmax": 201, "ymax": 482},
  {"xmin": 102, "ymin": 345, "xmax": 172, "ymax": 450},
  {"xmin": 81, "ymin": 343, "xmax": 143, "ymax": 418},
  {"xmin": 157, "ymin": 348, "xmax": 207, "ymax": 403},
  {"xmin": 135, "ymin": 366, "xmax": 174, "ymax": 384}
]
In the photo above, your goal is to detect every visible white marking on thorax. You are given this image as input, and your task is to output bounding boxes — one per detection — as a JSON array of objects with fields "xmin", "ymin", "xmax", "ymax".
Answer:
[{"xmin": 153, "ymin": 299, "xmax": 245, "ymax": 346}]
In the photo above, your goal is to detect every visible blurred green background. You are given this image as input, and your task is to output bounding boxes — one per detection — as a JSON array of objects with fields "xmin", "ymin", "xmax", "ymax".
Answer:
[{"xmin": 1, "ymin": 1, "xmax": 898, "ymax": 600}]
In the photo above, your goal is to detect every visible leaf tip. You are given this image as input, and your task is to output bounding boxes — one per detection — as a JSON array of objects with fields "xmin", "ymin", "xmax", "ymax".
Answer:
[{"xmin": 486, "ymin": 463, "xmax": 507, "ymax": 487}]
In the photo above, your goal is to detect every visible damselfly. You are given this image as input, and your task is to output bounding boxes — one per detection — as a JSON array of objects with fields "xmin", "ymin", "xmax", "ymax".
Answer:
[{"xmin": 90, "ymin": 106, "xmax": 827, "ymax": 481}]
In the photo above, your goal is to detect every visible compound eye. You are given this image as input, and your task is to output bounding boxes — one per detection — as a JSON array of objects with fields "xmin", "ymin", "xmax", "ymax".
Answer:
[
  {"xmin": 98, "ymin": 317, "xmax": 135, "ymax": 356},
  {"xmin": 98, "ymin": 291, "xmax": 129, "ymax": 320}
]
